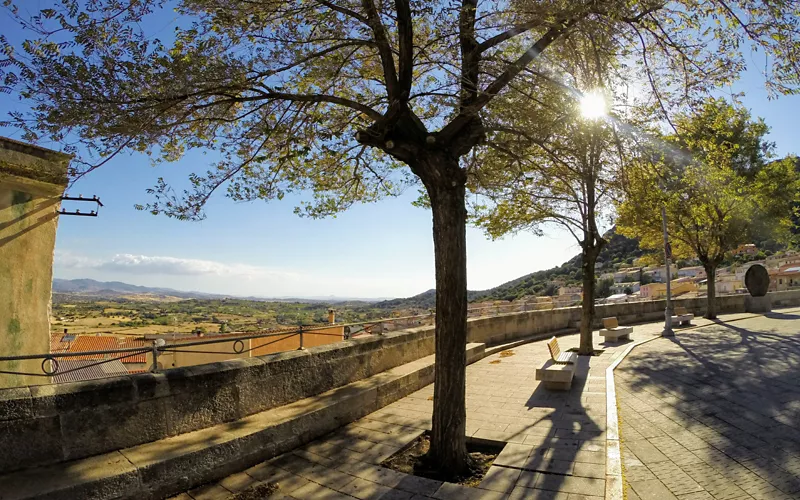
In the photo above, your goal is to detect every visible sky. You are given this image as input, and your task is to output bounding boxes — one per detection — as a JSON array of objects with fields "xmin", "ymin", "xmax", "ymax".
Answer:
[{"xmin": 2, "ymin": 4, "xmax": 799, "ymax": 300}]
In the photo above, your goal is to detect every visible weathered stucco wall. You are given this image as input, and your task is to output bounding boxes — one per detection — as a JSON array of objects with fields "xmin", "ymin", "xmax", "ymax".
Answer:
[{"xmin": 0, "ymin": 138, "xmax": 69, "ymax": 388}]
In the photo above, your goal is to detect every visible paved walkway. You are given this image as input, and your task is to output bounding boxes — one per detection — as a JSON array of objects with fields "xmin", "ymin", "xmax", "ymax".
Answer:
[
  {"xmin": 170, "ymin": 324, "xmax": 660, "ymax": 500},
  {"xmin": 617, "ymin": 308, "xmax": 800, "ymax": 500},
  {"xmin": 170, "ymin": 308, "xmax": 800, "ymax": 500}
]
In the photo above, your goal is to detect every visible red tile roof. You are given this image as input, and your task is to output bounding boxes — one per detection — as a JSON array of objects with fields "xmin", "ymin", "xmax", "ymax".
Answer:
[
  {"xmin": 66, "ymin": 336, "xmax": 121, "ymax": 360},
  {"xmin": 50, "ymin": 334, "xmax": 70, "ymax": 353},
  {"xmin": 118, "ymin": 340, "xmax": 149, "ymax": 364}
]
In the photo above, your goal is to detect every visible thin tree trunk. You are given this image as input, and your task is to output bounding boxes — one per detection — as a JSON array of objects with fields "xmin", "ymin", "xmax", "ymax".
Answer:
[
  {"xmin": 580, "ymin": 247, "xmax": 597, "ymax": 355},
  {"xmin": 705, "ymin": 265, "xmax": 717, "ymax": 319},
  {"xmin": 425, "ymin": 161, "xmax": 469, "ymax": 478}
]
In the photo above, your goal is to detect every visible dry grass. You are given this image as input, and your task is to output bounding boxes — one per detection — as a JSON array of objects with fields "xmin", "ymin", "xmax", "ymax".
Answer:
[{"xmin": 499, "ymin": 350, "xmax": 515, "ymax": 358}]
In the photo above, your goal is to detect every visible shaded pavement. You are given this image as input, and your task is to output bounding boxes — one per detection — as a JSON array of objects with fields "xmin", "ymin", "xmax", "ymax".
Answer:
[{"xmin": 616, "ymin": 308, "xmax": 800, "ymax": 500}]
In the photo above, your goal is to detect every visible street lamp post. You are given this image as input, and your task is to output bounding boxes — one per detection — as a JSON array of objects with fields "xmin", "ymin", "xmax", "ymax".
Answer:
[{"xmin": 661, "ymin": 204, "xmax": 674, "ymax": 337}]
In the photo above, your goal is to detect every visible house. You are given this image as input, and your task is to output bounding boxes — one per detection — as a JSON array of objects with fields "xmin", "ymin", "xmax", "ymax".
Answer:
[
  {"xmin": 613, "ymin": 267, "xmax": 640, "ymax": 283},
  {"xmin": 733, "ymin": 243, "xmax": 758, "ymax": 256},
  {"xmin": 770, "ymin": 265, "xmax": 800, "ymax": 291},
  {"xmin": 554, "ymin": 294, "xmax": 581, "ymax": 307},
  {"xmin": 677, "ymin": 266, "xmax": 705, "ymax": 279},
  {"xmin": 610, "ymin": 282, "xmax": 640, "ymax": 295},
  {"xmin": 644, "ymin": 264, "xmax": 678, "ymax": 283},
  {"xmin": 766, "ymin": 252, "xmax": 800, "ymax": 270},
  {"xmin": 558, "ymin": 286, "xmax": 583, "ymax": 296},
  {"xmin": 640, "ymin": 283, "xmax": 666, "ymax": 299},
  {"xmin": 641, "ymin": 279, "xmax": 697, "ymax": 299}
]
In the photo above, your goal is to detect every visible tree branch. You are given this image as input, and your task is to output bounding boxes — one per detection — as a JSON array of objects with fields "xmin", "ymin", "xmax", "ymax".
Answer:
[
  {"xmin": 395, "ymin": 0, "xmax": 413, "ymax": 97},
  {"xmin": 360, "ymin": 0, "xmax": 400, "ymax": 100}
]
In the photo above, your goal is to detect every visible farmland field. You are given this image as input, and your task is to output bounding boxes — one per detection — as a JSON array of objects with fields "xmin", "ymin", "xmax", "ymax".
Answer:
[{"xmin": 51, "ymin": 294, "xmax": 389, "ymax": 338}]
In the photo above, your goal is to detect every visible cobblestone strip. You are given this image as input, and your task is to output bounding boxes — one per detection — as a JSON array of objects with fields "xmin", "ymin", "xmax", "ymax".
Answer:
[{"xmin": 605, "ymin": 333, "xmax": 662, "ymax": 500}]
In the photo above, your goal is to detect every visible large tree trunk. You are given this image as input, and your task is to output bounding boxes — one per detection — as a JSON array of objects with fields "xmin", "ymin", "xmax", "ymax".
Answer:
[
  {"xmin": 704, "ymin": 264, "xmax": 717, "ymax": 319},
  {"xmin": 580, "ymin": 247, "xmax": 597, "ymax": 355},
  {"xmin": 424, "ymin": 157, "xmax": 469, "ymax": 478}
]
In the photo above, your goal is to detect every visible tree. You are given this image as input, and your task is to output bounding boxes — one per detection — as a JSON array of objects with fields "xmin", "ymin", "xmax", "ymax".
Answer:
[
  {"xmin": 623, "ymin": 286, "xmax": 633, "ymax": 295},
  {"xmin": 470, "ymin": 44, "xmax": 625, "ymax": 354},
  {"xmin": 618, "ymin": 99, "xmax": 799, "ymax": 318},
  {"xmin": 4, "ymin": 0, "xmax": 800, "ymax": 478},
  {"xmin": 597, "ymin": 278, "xmax": 614, "ymax": 299}
]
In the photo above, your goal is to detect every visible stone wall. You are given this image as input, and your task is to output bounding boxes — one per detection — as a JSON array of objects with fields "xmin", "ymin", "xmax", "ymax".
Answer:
[
  {"xmin": 464, "ymin": 290, "xmax": 800, "ymax": 345},
  {"xmin": 0, "ymin": 328, "xmax": 434, "ymax": 474},
  {"xmin": 0, "ymin": 137, "xmax": 70, "ymax": 388},
  {"xmin": 3, "ymin": 290, "xmax": 800, "ymax": 474}
]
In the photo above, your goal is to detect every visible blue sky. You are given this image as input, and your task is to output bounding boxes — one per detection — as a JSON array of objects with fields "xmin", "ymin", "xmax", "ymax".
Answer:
[{"xmin": 2, "ymin": 4, "xmax": 799, "ymax": 299}]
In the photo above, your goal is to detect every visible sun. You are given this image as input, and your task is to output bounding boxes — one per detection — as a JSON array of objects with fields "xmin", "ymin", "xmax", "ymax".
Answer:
[{"xmin": 580, "ymin": 91, "xmax": 607, "ymax": 119}]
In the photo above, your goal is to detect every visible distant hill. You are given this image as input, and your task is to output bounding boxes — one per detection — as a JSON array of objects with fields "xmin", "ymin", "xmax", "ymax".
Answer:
[
  {"xmin": 52, "ymin": 278, "xmax": 226, "ymax": 299},
  {"xmin": 375, "ymin": 228, "xmax": 646, "ymax": 310},
  {"xmin": 51, "ymin": 278, "xmax": 386, "ymax": 303}
]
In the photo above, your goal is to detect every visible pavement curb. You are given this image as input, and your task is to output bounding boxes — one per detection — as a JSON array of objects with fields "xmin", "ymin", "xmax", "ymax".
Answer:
[{"xmin": 604, "ymin": 333, "xmax": 662, "ymax": 500}]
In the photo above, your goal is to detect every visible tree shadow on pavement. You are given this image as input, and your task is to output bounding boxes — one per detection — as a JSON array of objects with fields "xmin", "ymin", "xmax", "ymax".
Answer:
[{"xmin": 616, "ymin": 317, "xmax": 800, "ymax": 496}]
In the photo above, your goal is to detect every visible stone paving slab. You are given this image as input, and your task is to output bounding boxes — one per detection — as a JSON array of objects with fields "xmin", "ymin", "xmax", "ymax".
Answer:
[
  {"xmin": 617, "ymin": 308, "xmax": 800, "ymax": 500},
  {"xmin": 169, "ymin": 325, "xmax": 651, "ymax": 499}
]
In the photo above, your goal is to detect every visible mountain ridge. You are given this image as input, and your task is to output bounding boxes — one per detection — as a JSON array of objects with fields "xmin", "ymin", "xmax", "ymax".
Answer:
[
  {"xmin": 374, "ymin": 229, "xmax": 645, "ymax": 309},
  {"xmin": 51, "ymin": 278, "xmax": 388, "ymax": 303}
]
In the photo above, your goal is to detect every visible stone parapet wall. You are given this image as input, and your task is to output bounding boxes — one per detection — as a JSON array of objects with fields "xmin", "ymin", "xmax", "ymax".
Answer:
[
  {"xmin": 464, "ymin": 290, "xmax": 800, "ymax": 345},
  {"xmin": 3, "ymin": 289, "xmax": 800, "ymax": 475},
  {"xmin": 0, "ymin": 328, "xmax": 434, "ymax": 474}
]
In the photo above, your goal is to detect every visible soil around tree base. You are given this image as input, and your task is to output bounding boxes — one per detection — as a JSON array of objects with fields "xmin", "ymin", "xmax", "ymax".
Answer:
[{"xmin": 381, "ymin": 431, "xmax": 501, "ymax": 487}]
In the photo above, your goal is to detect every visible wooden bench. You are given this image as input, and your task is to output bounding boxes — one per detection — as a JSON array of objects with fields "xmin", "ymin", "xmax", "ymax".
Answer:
[
  {"xmin": 671, "ymin": 306, "xmax": 694, "ymax": 326},
  {"xmin": 535, "ymin": 337, "xmax": 577, "ymax": 390},
  {"xmin": 599, "ymin": 317, "xmax": 632, "ymax": 342}
]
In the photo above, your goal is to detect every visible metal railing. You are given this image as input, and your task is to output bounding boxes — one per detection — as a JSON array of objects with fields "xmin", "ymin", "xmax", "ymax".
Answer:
[
  {"xmin": 0, "ymin": 313, "xmax": 438, "ymax": 384},
  {"xmin": 0, "ymin": 302, "xmax": 570, "ymax": 387}
]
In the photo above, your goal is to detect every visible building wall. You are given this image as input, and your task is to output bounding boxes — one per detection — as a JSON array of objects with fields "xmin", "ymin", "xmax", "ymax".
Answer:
[{"xmin": 0, "ymin": 138, "xmax": 69, "ymax": 388}]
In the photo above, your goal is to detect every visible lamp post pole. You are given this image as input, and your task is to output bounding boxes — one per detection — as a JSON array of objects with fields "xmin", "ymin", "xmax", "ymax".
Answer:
[{"xmin": 661, "ymin": 204, "xmax": 674, "ymax": 337}]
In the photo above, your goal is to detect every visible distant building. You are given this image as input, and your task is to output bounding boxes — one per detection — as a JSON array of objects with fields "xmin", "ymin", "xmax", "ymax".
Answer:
[
  {"xmin": 611, "ymin": 282, "xmax": 640, "ymax": 295},
  {"xmin": 554, "ymin": 294, "xmax": 581, "ymax": 307},
  {"xmin": 644, "ymin": 264, "xmax": 678, "ymax": 283},
  {"xmin": 613, "ymin": 268, "xmax": 640, "ymax": 283},
  {"xmin": 766, "ymin": 252, "xmax": 800, "ymax": 270},
  {"xmin": 640, "ymin": 279, "xmax": 697, "ymax": 299},
  {"xmin": 770, "ymin": 265, "xmax": 800, "ymax": 291},
  {"xmin": 640, "ymin": 283, "xmax": 666, "ymax": 299},
  {"xmin": 733, "ymin": 243, "xmax": 758, "ymax": 256},
  {"xmin": 677, "ymin": 266, "xmax": 705, "ymax": 279},
  {"xmin": 558, "ymin": 285, "xmax": 583, "ymax": 296}
]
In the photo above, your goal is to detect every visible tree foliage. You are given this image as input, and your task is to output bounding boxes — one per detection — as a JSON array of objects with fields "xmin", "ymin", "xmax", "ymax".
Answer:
[
  {"xmin": 3, "ymin": 0, "xmax": 800, "ymax": 476},
  {"xmin": 617, "ymin": 99, "xmax": 800, "ymax": 317}
]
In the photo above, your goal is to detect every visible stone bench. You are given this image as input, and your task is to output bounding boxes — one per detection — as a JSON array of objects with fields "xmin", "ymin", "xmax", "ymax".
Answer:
[
  {"xmin": 671, "ymin": 306, "xmax": 694, "ymax": 326},
  {"xmin": 535, "ymin": 337, "xmax": 576, "ymax": 390},
  {"xmin": 599, "ymin": 317, "xmax": 632, "ymax": 342}
]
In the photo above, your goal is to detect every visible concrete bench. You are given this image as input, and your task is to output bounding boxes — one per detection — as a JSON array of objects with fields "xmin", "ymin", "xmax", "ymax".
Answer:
[
  {"xmin": 535, "ymin": 337, "xmax": 576, "ymax": 390},
  {"xmin": 599, "ymin": 317, "xmax": 632, "ymax": 342},
  {"xmin": 671, "ymin": 306, "xmax": 694, "ymax": 326}
]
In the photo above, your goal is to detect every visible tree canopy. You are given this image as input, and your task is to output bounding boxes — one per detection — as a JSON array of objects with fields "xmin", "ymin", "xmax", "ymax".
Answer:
[
  {"xmin": 4, "ymin": 0, "xmax": 800, "ymax": 477},
  {"xmin": 617, "ymin": 99, "xmax": 799, "ymax": 317}
]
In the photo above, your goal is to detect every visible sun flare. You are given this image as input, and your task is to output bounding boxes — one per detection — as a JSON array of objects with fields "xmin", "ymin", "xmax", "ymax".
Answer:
[{"xmin": 580, "ymin": 91, "xmax": 607, "ymax": 119}]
